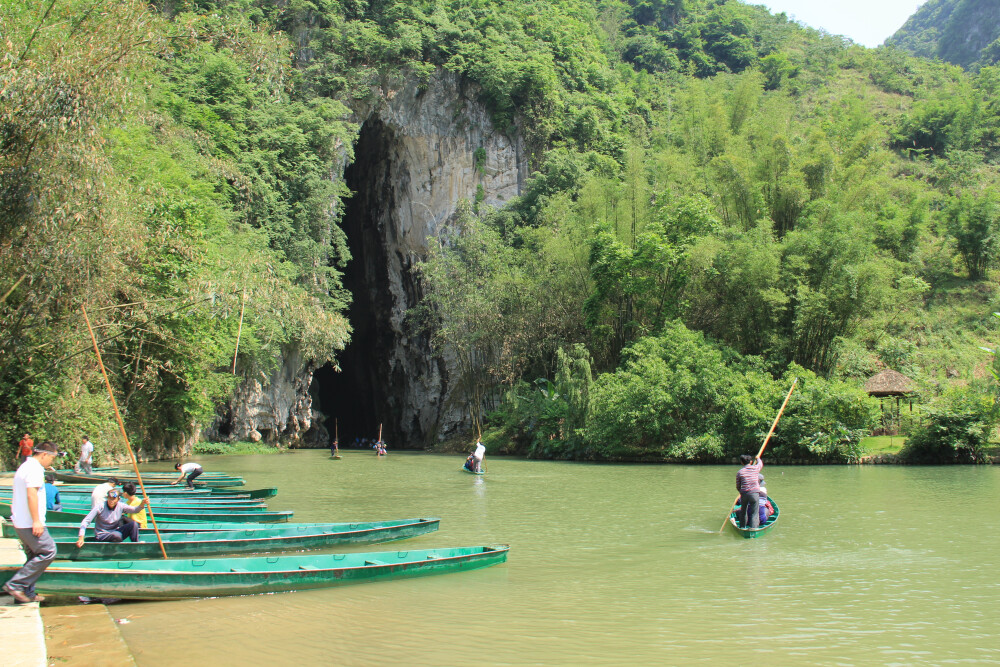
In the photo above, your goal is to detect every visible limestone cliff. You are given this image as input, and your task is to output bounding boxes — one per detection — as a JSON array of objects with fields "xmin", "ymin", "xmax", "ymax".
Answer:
[{"xmin": 209, "ymin": 70, "xmax": 526, "ymax": 448}]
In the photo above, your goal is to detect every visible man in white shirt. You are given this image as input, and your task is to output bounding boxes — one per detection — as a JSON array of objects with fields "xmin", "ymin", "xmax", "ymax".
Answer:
[
  {"xmin": 76, "ymin": 436, "xmax": 94, "ymax": 474},
  {"xmin": 172, "ymin": 462, "xmax": 203, "ymax": 488},
  {"xmin": 473, "ymin": 441, "xmax": 486, "ymax": 472},
  {"xmin": 90, "ymin": 477, "xmax": 118, "ymax": 509},
  {"xmin": 3, "ymin": 441, "xmax": 59, "ymax": 604}
]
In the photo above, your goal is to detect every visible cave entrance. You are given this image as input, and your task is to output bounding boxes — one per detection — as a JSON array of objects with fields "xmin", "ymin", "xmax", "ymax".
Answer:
[{"xmin": 311, "ymin": 119, "xmax": 399, "ymax": 448}]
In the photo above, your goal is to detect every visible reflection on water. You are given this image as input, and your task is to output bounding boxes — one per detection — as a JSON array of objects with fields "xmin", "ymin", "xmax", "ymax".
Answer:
[{"xmin": 113, "ymin": 452, "xmax": 1000, "ymax": 665}]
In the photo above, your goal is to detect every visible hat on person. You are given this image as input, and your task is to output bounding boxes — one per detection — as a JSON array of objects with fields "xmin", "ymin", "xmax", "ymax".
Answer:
[
  {"xmin": 34, "ymin": 441, "xmax": 58, "ymax": 454},
  {"xmin": 107, "ymin": 490, "xmax": 120, "ymax": 499},
  {"xmin": 759, "ymin": 486, "xmax": 767, "ymax": 496}
]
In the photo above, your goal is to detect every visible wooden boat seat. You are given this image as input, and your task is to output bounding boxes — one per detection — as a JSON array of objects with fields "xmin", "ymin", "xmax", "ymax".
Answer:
[
  {"xmin": 230, "ymin": 568, "xmax": 249, "ymax": 572},
  {"xmin": 299, "ymin": 565, "xmax": 318, "ymax": 570},
  {"xmin": 364, "ymin": 560, "xmax": 384, "ymax": 566}
]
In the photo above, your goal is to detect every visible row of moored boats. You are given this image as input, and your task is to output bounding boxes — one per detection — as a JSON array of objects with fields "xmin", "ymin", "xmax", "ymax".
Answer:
[{"xmin": 0, "ymin": 467, "xmax": 508, "ymax": 600}]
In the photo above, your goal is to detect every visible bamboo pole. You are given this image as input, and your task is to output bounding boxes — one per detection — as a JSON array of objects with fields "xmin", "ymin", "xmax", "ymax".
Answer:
[
  {"xmin": 82, "ymin": 305, "xmax": 169, "ymax": 558},
  {"xmin": 720, "ymin": 378, "xmax": 798, "ymax": 533},
  {"xmin": 231, "ymin": 288, "xmax": 246, "ymax": 374}
]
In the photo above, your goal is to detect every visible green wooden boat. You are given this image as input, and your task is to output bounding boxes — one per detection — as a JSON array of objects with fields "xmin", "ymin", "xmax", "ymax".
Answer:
[
  {"xmin": 0, "ymin": 501, "xmax": 291, "ymax": 523},
  {"xmin": 728, "ymin": 497, "xmax": 779, "ymax": 539},
  {"xmin": 41, "ymin": 485, "xmax": 278, "ymax": 499},
  {"xmin": 28, "ymin": 496, "xmax": 269, "ymax": 510},
  {"xmin": 2, "ymin": 492, "xmax": 268, "ymax": 509},
  {"xmin": 6, "ymin": 519, "xmax": 432, "ymax": 540},
  {"xmin": 54, "ymin": 518, "xmax": 441, "ymax": 560},
  {"xmin": 0, "ymin": 545, "xmax": 509, "ymax": 599},
  {"xmin": 54, "ymin": 472, "xmax": 245, "ymax": 488},
  {"xmin": 462, "ymin": 465, "xmax": 485, "ymax": 475}
]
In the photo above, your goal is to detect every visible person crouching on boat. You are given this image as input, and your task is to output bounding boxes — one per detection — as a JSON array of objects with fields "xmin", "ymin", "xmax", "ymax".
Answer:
[
  {"xmin": 472, "ymin": 440, "xmax": 486, "ymax": 472},
  {"xmin": 172, "ymin": 461, "xmax": 203, "ymax": 488},
  {"xmin": 374, "ymin": 441, "xmax": 387, "ymax": 456},
  {"xmin": 735, "ymin": 454, "xmax": 763, "ymax": 529},
  {"xmin": 76, "ymin": 489, "xmax": 147, "ymax": 546}
]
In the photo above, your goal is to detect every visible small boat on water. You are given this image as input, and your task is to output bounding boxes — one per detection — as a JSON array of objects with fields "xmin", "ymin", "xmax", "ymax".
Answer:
[
  {"xmin": 728, "ymin": 497, "xmax": 779, "ymax": 538},
  {"xmin": 0, "ymin": 545, "xmax": 510, "ymax": 599},
  {"xmin": 462, "ymin": 465, "xmax": 485, "ymax": 475},
  {"xmin": 55, "ymin": 518, "xmax": 442, "ymax": 560}
]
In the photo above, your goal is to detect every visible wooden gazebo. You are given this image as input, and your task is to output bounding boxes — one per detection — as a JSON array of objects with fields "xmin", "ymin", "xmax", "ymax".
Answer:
[{"xmin": 864, "ymin": 369, "xmax": 915, "ymax": 435}]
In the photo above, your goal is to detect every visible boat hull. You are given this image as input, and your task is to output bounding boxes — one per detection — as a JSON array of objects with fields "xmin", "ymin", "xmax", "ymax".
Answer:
[
  {"xmin": 0, "ymin": 502, "xmax": 291, "ymax": 523},
  {"xmin": 728, "ymin": 497, "xmax": 779, "ymax": 539},
  {"xmin": 0, "ymin": 545, "xmax": 509, "ymax": 599},
  {"xmin": 55, "ymin": 518, "xmax": 441, "ymax": 560}
]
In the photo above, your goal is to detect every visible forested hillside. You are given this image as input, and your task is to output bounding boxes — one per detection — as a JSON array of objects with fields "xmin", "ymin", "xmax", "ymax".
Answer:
[
  {"xmin": 3, "ymin": 0, "xmax": 1000, "ymax": 466},
  {"xmin": 888, "ymin": 0, "xmax": 1000, "ymax": 69}
]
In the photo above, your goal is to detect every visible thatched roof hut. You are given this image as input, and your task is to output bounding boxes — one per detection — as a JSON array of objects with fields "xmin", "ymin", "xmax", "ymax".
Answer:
[{"xmin": 864, "ymin": 369, "xmax": 915, "ymax": 397}]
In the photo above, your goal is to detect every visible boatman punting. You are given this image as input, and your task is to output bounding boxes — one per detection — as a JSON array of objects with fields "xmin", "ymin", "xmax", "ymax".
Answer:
[{"xmin": 735, "ymin": 454, "xmax": 764, "ymax": 529}]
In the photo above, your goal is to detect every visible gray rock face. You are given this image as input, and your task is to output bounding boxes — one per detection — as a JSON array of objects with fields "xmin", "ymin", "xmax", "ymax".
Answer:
[{"xmin": 210, "ymin": 70, "xmax": 526, "ymax": 448}]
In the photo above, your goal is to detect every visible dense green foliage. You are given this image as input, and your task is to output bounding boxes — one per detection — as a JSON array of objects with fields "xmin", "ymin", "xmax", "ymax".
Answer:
[
  {"xmin": 900, "ymin": 384, "xmax": 996, "ymax": 462},
  {"xmin": 888, "ymin": 0, "xmax": 1000, "ymax": 69},
  {"xmin": 3, "ymin": 0, "xmax": 1000, "ymax": 465}
]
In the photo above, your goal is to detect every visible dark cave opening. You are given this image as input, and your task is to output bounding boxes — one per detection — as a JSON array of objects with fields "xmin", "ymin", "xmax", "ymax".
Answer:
[{"xmin": 311, "ymin": 119, "xmax": 400, "ymax": 448}]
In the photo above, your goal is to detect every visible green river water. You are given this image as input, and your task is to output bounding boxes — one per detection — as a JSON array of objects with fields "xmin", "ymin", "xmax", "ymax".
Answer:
[{"xmin": 109, "ymin": 451, "xmax": 1000, "ymax": 666}]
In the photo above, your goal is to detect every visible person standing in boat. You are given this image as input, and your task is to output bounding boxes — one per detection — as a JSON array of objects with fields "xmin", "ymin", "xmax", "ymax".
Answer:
[
  {"xmin": 472, "ymin": 440, "xmax": 486, "ymax": 473},
  {"xmin": 735, "ymin": 454, "xmax": 764, "ymax": 529},
  {"xmin": 172, "ymin": 461, "xmax": 204, "ymax": 488},
  {"xmin": 3, "ymin": 440, "xmax": 59, "ymax": 604},
  {"xmin": 76, "ymin": 435, "xmax": 94, "ymax": 474},
  {"xmin": 330, "ymin": 437, "xmax": 339, "ymax": 457},
  {"xmin": 76, "ymin": 489, "xmax": 147, "ymax": 546}
]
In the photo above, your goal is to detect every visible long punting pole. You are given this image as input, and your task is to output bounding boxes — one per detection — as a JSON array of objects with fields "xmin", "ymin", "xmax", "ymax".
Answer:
[
  {"xmin": 231, "ymin": 288, "xmax": 246, "ymax": 374},
  {"xmin": 719, "ymin": 377, "xmax": 797, "ymax": 533},
  {"xmin": 81, "ymin": 305, "xmax": 169, "ymax": 558}
]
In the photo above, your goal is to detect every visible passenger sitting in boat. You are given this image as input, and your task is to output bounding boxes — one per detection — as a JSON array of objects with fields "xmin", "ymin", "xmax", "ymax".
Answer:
[
  {"xmin": 44, "ymin": 472, "xmax": 61, "ymax": 511},
  {"xmin": 735, "ymin": 454, "xmax": 763, "ymax": 529},
  {"xmin": 76, "ymin": 490, "xmax": 147, "ymax": 546},
  {"xmin": 374, "ymin": 441, "xmax": 387, "ymax": 456},
  {"xmin": 758, "ymin": 486, "xmax": 774, "ymax": 523},
  {"xmin": 464, "ymin": 454, "xmax": 476, "ymax": 472},
  {"xmin": 121, "ymin": 482, "xmax": 147, "ymax": 529}
]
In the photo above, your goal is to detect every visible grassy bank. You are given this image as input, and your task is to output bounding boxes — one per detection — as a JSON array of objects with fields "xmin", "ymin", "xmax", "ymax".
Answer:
[{"xmin": 192, "ymin": 441, "xmax": 284, "ymax": 456}]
